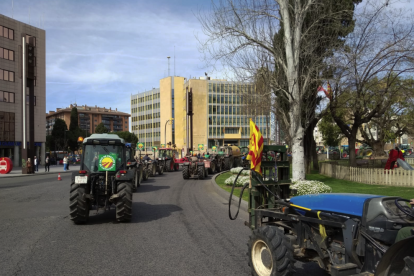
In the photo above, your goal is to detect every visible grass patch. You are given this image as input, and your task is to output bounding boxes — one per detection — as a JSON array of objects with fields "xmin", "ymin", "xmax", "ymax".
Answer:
[
  {"xmin": 307, "ymin": 172, "xmax": 414, "ymax": 199},
  {"xmin": 215, "ymin": 172, "xmax": 249, "ymax": 202}
]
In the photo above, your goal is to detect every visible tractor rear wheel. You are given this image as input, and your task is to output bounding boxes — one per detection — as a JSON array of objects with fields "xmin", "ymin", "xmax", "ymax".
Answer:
[
  {"xmin": 183, "ymin": 166, "xmax": 190, "ymax": 179},
  {"xmin": 134, "ymin": 169, "xmax": 140, "ymax": 190},
  {"xmin": 166, "ymin": 160, "xmax": 172, "ymax": 172},
  {"xmin": 224, "ymin": 158, "xmax": 231, "ymax": 170},
  {"xmin": 198, "ymin": 166, "xmax": 205, "ymax": 179},
  {"xmin": 174, "ymin": 162, "xmax": 179, "ymax": 171},
  {"xmin": 216, "ymin": 162, "xmax": 222, "ymax": 173},
  {"xmin": 70, "ymin": 182, "xmax": 89, "ymax": 224},
  {"xmin": 248, "ymin": 226, "xmax": 295, "ymax": 276},
  {"xmin": 116, "ymin": 182, "xmax": 132, "ymax": 222},
  {"xmin": 208, "ymin": 162, "xmax": 216, "ymax": 174}
]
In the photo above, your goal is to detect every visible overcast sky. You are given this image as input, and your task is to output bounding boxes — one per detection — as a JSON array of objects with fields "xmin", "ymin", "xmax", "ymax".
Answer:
[{"xmin": 0, "ymin": 0, "xmax": 214, "ymax": 116}]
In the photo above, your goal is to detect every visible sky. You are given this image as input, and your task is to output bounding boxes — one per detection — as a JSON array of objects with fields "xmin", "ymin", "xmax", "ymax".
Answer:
[{"xmin": 0, "ymin": 0, "xmax": 214, "ymax": 117}]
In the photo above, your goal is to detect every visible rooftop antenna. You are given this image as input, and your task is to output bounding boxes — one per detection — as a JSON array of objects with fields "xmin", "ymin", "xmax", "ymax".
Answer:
[{"xmin": 167, "ymin": 56, "xmax": 171, "ymax": 77}]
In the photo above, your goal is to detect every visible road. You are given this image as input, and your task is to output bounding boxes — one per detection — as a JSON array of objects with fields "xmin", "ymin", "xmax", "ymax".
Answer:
[{"xmin": 0, "ymin": 171, "xmax": 327, "ymax": 276}]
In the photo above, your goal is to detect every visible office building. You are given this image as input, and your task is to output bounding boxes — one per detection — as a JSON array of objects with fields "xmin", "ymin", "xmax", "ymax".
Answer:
[
  {"xmin": 46, "ymin": 104, "xmax": 130, "ymax": 135},
  {"xmin": 0, "ymin": 14, "xmax": 46, "ymax": 166},
  {"xmin": 131, "ymin": 76, "xmax": 270, "ymax": 153}
]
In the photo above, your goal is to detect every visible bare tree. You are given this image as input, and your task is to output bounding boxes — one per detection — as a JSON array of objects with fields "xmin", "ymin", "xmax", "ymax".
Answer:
[
  {"xmin": 329, "ymin": 0, "xmax": 414, "ymax": 166},
  {"xmin": 197, "ymin": 0, "xmax": 359, "ymax": 180}
]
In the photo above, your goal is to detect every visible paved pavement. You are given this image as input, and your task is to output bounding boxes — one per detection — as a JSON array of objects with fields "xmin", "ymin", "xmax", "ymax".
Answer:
[
  {"xmin": 0, "ymin": 164, "xmax": 80, "ymax": 178},
  {"xmin": 0, "ymin": 169, "xmax": 327, "ymax": 276}
]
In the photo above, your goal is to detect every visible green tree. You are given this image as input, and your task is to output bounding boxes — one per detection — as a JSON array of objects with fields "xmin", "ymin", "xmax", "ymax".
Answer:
[
  {"xmin": 95, "ymin": 123, "xmax": 109, "ymax": 134},
  {"xmin": 319, "ymin": 113, "xmax": 343, "ymax": 148},
  {"xmin": 113, "ymin": 131, "xmax": 138, "ymax": 145},
  {"xmin": 69, "ymin": 107, "xmax": 79, "ymax": 131},
  {"xmin": 51, "ymin": 118, "xmax": 68, "ymax": 151}
]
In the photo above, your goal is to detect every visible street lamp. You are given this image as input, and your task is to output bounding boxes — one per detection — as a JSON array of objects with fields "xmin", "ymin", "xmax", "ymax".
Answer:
[{"xmin": 165, "ymin": 118, "xmax": 174, "ymax": 146}]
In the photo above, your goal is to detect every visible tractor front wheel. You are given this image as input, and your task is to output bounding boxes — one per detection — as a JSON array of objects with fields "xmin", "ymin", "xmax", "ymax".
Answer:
[
  {"xmin": 116, "ymin": 182, "xmax": 132, "ymax": 222},
  {"xmin": 166, "ymin": 160, "xmax": 172, "ymax": 172},
  {"xmin": 134, "ymin": 169, "xmax": 140, "ymax": 190},
  {"xmin": 158, "ymin": 165, "xmax": 164, "ymax": 175},
  {"xmin": 204, "ymin": 166, "xmax": 208, "ymax": 177},
  {"xmin": 174, "ymin": 163, "xmax": 179, "ymax": 171},
  {"xmin": 248, "ymin": 226, "xmax": 295, "ymax": 276},
  {"xmin": 198, "ymin": 166, "xmax": 205, "ymax": 180},
  {"xmin": 70, "ymin": 182, "xmax": 89, "ymax": 224},
  {"xmin": 183, "ymin": 166, "xmax": 190, "ymax": 179}
]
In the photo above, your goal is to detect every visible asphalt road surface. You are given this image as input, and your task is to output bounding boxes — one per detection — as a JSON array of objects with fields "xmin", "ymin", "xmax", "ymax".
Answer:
[{"xmin": 0, "ymin": 171, "xmax": 328, "ymax": 276}]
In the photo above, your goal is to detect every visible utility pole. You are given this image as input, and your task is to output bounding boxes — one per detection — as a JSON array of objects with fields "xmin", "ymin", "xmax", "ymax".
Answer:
[{"xmin": 187, "ymin": 87, "xmax": 193, "ymax": 154}]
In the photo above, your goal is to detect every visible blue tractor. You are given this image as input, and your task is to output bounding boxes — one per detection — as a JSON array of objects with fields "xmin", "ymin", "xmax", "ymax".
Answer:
[{"xmin": 229, "ymin": 145, "xmax": 414, "ymax": 276}]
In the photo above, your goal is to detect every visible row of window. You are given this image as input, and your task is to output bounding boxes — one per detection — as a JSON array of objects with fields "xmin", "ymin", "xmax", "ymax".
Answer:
[
  {"xmin": 0, "ymin": 26, "xmax": 14, "ymax": 40},
  {"xmin": 0, "ymin": 69, "xmax": 15, "ymax": 82},
  {"xmin": 132, "ymin": 112, "xmax": 161, "ymax": 122},
  {"xmin": 208, "ymin": 115, "xmax": 268, "ymax": 126},
  {"xmin": 208, "ymin": 83, "xmax": 254, "ymax": 94},
  {"xmin": 208, "ymin": 127, "xmax": 268, "ymax": 137},
  {"xmin": 131, "ymin": 93, "xmax": 160, "ymax": 105},
  {"xmin": 0, "ymin": 47, "xmax": 14, "ymax": 61},
  {"xmin": 138, "ymin": 122, "xmax": 161, "ymax": 130},
  {"xmin": 0, "ymin": 111, "xmax": 15, "ymax": 122},
  {"xmin": 207, "ymin": 139, "xmax": 250, "ymax": 148},
  {"xmin": 0, "ymin": 91, "xmax": 14, "ymax": 103},
  {"xmin": 209, "ymin": 95, "xmax": 244, "ymax": 105},
  {"xmin": 138, "ymin": 132, "xmax": 160, "ymax": 139},
  {"xmin": 132, "ymin": 102, "xmax": 160, "ymax": 113},
  {"xmin": 0, "ymin": 111, "xmax": 15, "ymax": 141}
]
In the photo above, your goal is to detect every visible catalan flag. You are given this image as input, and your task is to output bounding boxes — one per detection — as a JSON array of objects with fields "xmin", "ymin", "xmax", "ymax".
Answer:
[
  {"xmin": 246, "ymin": 118, "xmax": 264, "ymax": 175},
  {"xmin": 326, "ymin": 81, "xmax": 332, "ymax": 100}
]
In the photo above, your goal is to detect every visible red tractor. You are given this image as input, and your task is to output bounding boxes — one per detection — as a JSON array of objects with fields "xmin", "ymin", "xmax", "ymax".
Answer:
[{"xmin": 157, "ymin": 148, "xmax": 179, "ymax": 172}]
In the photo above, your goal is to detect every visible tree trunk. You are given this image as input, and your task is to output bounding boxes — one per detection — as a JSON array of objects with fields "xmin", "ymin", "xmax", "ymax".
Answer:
[
  {"xmin": 348, "ymin": 130, "xmax": 357, "ymax": 167},
  {"xmin": 312, "ymin": 138, "xmax": 319, "ymax": 171},
  {"xmin": 372, "ymin": 140, "xmax": 386, "ymax": 158}
]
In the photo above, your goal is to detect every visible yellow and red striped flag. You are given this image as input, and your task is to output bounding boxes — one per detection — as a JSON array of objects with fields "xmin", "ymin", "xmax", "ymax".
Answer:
[
  {"xmin": 246, "ymin": 118, "xmax": 264, "ymax": 175},
  {"xmin": 326, "ymin": 81, "xmax": 332, "ymax": 100}
]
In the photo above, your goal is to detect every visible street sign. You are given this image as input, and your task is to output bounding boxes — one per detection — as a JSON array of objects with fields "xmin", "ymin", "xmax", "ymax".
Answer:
[
  {"xmin": 137, "ymin": 142, "xmax": 145, "ymax": 150},
  {"xmin": 198, "ymin": 144, "xmax": 204, "ymax": 151},
  {"xmin": 0, "ymin": 157, "xmax": 13, "ymax": 174},
  {"xmin": 212, "ymin": 146, "xmax": 217, "ymax": 152},
  {"xmin": 98, "ymin": 154, "xmax": 116, "ymax": 172}
]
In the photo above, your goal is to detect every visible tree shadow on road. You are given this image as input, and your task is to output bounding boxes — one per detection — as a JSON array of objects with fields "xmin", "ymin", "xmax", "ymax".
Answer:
[{"xmin": 131, "ymin": 202, "xmax": 182, "ymax": 223}]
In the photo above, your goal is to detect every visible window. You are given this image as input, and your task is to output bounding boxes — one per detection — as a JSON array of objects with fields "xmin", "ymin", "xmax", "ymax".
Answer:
[
  {"xmin": 0, "ymin": 69, "xmax": 14, "ymax": 82},
  {"xmin": 0, "ymin": 26, "xmax": 14, "ymax": 40},
  {"xmin": 0, "ymin": 91, "xmax": 15, "ymax": 103},
  {"xmin": 25, "ymin": 96, "xmax": 37, "ymax": 106}
]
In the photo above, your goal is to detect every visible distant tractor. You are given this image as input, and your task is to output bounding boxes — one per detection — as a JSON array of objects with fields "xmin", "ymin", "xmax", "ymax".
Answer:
[
  {"xmin": 218, "ymin": 145, "xmax": 243, "ymax": 170},
  {"xmin": 125, "ymin": 143, "xmax": 143, "ymax": 191},
  {"xmin": 157, "ymin": 148, "xmax": 179, "ymax": 172},
  {"xmin": 70, "ymin": 134, "xmax": 134, "ymax": 224},
  {"xmin": 182, "ymin": 156, "xmax": 207, "ymax": 179}
]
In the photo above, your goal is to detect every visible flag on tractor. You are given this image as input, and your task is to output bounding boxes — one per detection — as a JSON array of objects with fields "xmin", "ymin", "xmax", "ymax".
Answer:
[{"xmin": 246, "ymin": 118, "xmax": 264, "ymax": 175}]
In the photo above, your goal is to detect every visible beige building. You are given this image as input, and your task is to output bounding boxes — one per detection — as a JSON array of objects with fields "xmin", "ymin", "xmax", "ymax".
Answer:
[
  {"xmin": 0, "ymin": 14, "xmax": 46, "ymax": 166},
  {"xmin": 46, "ymin": 104, "xmax": 130, "ymax": 135},
  {"xmin": 131, "ymin": 76, "xmax": 270, "ymax": 154}
]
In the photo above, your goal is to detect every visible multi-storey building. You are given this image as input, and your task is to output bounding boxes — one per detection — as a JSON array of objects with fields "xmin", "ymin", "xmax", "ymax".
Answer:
[
  {"xmin": 46, "ymin": 104, "xmax": 130, "ymax": 135},
  {"xmin": 131, "ymin": 76, "xmax": 271, "ymax": 153},
  {"xmin": 130, "ymin": 89, "xmax": 161, "ymax": 149},
  {"xmin": 0, "ymin": 15, "xmax": 46, "ymax": 166}
]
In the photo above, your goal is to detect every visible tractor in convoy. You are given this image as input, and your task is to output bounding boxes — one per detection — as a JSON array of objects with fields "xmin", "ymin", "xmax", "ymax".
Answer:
[
  {"xmin": 157, "ymin": 147, "xmax": 179, "ymax": 172},
  {"xmin": 70, "ymin": 134, "xmax": 134, "ymax": 224},
  {"xmin": 218, "ymin": 144, "xmax": 243, "ymax": 170},
  {"xmin": 125, "ymin": 143, "xmax": 144, "ymax": 191},
  {"xmin": 182, "ymin": 155, "xmax": 207, "ymax": 179},
  {"xmin": 228, "ymin": 145, "xmax": 414, "ymax": 276}
]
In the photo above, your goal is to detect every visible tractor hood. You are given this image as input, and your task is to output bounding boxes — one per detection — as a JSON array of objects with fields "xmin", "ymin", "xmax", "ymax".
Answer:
[{"xmin": 290, "ymin": 193, "xmax": 384, "ymax": 217}]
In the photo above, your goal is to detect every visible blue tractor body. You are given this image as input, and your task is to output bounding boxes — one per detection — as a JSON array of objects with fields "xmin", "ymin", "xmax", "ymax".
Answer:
[{"xmin": 290, "ymin": 193, "xmax": 384, "ymax": 217}]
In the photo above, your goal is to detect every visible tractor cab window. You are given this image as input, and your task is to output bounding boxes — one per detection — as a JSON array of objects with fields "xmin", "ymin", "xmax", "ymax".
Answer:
[{"xmin": 83, "ymin": 144, "xmax": 125, "ymax": 172}]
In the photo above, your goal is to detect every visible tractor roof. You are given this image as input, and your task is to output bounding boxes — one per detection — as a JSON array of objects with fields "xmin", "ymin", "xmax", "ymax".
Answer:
[{"xmin": 83, "ymin": 134, "xmax": 125, "ymax": 145}]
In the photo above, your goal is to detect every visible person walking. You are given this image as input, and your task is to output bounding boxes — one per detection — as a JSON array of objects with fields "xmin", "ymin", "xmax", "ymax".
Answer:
[
  {"xmin": 45, "ymin": 156, "xmax": 50, "ymax": 172},
  {"xmin": 34, "ymin": 156, "xmax": 38, "ymax": 172},
  {"xmin": 26, "ymin": 158, "xmax": 32, "ymax": 174},
  {"xmin": 63, "ymin": 156, "xmax": 68, "ymax": 171}
]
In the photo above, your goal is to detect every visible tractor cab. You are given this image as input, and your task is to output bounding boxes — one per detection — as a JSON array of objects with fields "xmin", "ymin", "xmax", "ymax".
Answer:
[
  {"xmin": 218, "ymin": 146, "xmax": 232, "ymax": 156},
  {"xmin": 158, "ymin": 148, "xmax": 174, "ymax": 159}
]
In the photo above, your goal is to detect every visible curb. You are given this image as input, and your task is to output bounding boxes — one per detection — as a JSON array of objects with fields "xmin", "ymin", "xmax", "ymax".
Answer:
[
  {"xmin": 0, "ymin": 170, "xmax": 75, "ymax": 179},
  {"xmin": 210, "ymin": 171, "xmax": 248, "ymax": 213}
]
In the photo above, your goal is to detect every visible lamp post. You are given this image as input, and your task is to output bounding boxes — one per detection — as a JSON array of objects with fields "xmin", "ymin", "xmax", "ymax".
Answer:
[{"xmin": 164, "ymin": 118, "xmax": 174, "ymax": 146}]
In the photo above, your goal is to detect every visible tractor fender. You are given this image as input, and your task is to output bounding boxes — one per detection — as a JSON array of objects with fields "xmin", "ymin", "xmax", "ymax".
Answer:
[
  {"xmin": 183, "ymin": 162, "xmax": 190, "ymax": 166},
  {"xmin": 116, "ymin": 170, "xmax": 135, "ymax": 182},
  {"xmin": 375, "ymin": 236, "xmax": 414, "ymax": 276}
]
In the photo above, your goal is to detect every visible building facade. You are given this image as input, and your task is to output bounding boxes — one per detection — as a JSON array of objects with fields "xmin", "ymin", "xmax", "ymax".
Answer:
[
  {"xmin": 130, "ymin": 88, "xmax": 161, "ymax": 149},
  {"xmin": 46, "ymin": 104, "xmax": 130, "ymax": 135},
  {"xmin": 0, "ymin": 15, "xmax": 46, "ymax": 166},
  {"xmin": 131, "ymin": 76, "xmax": 271, "ymax": 154}
]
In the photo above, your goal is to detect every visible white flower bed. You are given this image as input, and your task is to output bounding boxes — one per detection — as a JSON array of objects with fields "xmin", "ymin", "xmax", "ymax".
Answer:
[
  {"xmin": 224, "ymin": 175, "xmax": 250, "ymax": 187},
  {"xmin": 230, "ymin": 167, "xmax": 250, "ymax": 176},
  {"xmin": 290, "ymin": 180, "xmax": 332, "ymax": 196}
]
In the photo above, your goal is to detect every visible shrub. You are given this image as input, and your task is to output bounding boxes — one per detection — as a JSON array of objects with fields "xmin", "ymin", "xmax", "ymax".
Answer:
[
  {"xmin": 230, "ymin": 167, "xmax": 250, "ymax": 176},
  {"xmin": 290, "ymin": 180, "xmax": 332, "ymax": 196},
  {"xmin": 224, "ymin": 175, "xmax": 250, "ymax": 187}
]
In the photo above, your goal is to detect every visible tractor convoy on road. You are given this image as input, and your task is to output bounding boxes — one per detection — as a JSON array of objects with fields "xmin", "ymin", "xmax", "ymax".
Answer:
[{"xmin": 69, "ymin": 137, "xmax": 413, "ymax": 275}]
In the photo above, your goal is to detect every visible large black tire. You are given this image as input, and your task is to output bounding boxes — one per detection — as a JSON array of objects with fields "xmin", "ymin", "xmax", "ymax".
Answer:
[
  {"xmin": 224, "ymin": 158, "xmax": 231, "ymax": 170},
  {"xmin": 248, "ymin": 226, "xmax": 295, "ymax": 276},
  {"xmin": 133, "ymin": 169, "xmax": 140, "ymax": 191},
  {"xmin": 151, "ymin": 164, "xmax": 156, "ymax": 176},
  {"xmin": 116, "ymin": 182, "xmax": 132, "ymax": 222},
  {"xmin": 204, "ymin": 166, "xmax": 208, "ymax": 177},
  {"xmin": 158, "ymin": 166, "xmax": 164, "ymax": 175},
  {"xmin": 198, "ymin": 166, "xmax": 205, "ymax": 180},
  {"xmin": 166, "ymin": 160, "xmax": 172, "ymax": 172},
  {"xmin": 69, "ymin": 182, "xmax": 89, "ymax": 224},
  {"xmin": 174, "ymin": 162, "xmax": 179, "ymax": 171},
  {"xmin": 182, "ymin": 166, "xmax": 190, "ymax": 179},
  {"xmin": 216, "ymin": 162, "xmax": 222, "ymax": 173},
  {"xmin": 208, "ymin": 162, "xmax": 216, "ymax": 174}
]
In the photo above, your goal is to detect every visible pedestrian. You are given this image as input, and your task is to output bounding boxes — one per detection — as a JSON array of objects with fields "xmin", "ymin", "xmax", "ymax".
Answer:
[
  {"xmin": 26, "ymin": 158, "xmax": 32, "ymax": 174},
  {"xmin": 63, "ymin": 156, "xmax": 68, "ymax": 171},
  {"xmin": 34, "ymin": 156, "xmax": 38, "ymax": 172},
  {"xmin": 45, "ymin": 156, "xmax": 50, "ymax": 172}
]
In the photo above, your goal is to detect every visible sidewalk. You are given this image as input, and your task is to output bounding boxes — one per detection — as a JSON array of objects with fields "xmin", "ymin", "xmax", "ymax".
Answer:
[{"xmin": 0, "ymin": 164, "xmax": 80, "ymax": 178}]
